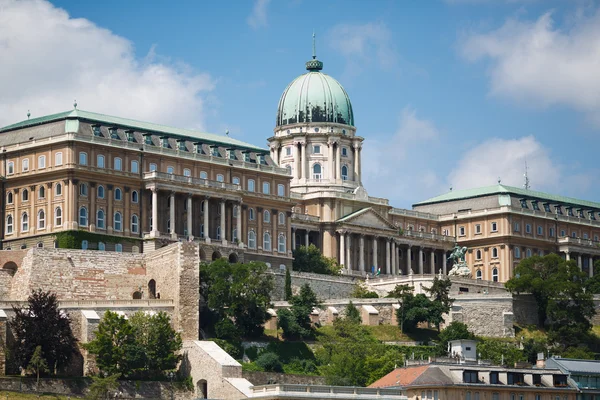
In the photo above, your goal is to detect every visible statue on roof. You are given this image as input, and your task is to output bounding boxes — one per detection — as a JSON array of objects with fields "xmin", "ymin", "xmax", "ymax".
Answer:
[{"xmin": 447, "ymin": 244, "xmax": 471, "ymax": 278}]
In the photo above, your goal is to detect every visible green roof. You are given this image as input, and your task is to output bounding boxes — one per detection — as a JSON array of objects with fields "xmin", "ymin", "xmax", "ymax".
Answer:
[
  {"xmin": 0, "ymin": 109, "xmax": 266, "ymax": 152},
  {"xmin": 413, "ymin": 184, "xmax": 600, "ymax": 210}
]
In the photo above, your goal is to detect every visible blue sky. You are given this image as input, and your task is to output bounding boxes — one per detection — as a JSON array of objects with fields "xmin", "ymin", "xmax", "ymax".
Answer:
[{"xmin": 1, "ymin": 0, "xmax": 599, "ymax": 208}]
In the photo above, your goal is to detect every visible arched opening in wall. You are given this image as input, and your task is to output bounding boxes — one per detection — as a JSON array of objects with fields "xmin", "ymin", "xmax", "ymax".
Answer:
[
  {"xmin": 3, "ymin": 262, "xmax": 17, "ymax": 276},
  {"xmin": 197, "ymin": 379, "xmax": 208, "ymax": 399},
  {"xmin": 199, "ymin": 248, "xmax": 207, "ymax": 262},
  {"xmin": 148, "ymin": 279, "xmax": 157, "ymax": 299},
  {"xmin": 211, "ymin": 251, "xmax": 221, "ymax": 261},
  {"xmin": 228, "ymin": 253, "xmax": 238, "ymax": 263},
  {"xmin": 132, "ymin": 291, "xmax": 142, "ymax": 299}
]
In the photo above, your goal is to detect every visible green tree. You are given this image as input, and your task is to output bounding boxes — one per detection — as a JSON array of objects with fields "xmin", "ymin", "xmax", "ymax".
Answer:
[
  {"xmin": 477, "ymin": 338, "xmax": 524, "ymax": 366},
  {"xmin": 424, "ymin": 277, "xmax": 454, "ymax": 330},
  {"xmin": 436, "ymin": 322, "xmax": 475, "ymax": 356},
  {"xmin": 284, "ymin": 267, "xmax": 293, "ymax": 301},
  {"xmin": 26, "ymin": 346, "xmax": 49, "ymax": 388},
  {"xmin": 85, "ymin": 374, "xmax": 120, "ymax": 400},
  {"xmin": 292, "ymin": 244, "xmax": 341, "ymax": 275},
  {"xmin": 255, "ymin": 352, "xmax": 284, "ymax": 372},
  {"xmin": 344, "ymin": 301, "xmax": 362, "ymax": 324},
  {"xmin": 83, "ymin": 311, "xmax": 144, "ymax": 378},
  {"xmin": 389, "ymin": 285, "xmax": 436, "ymax": 333},
  {"xmin": 278, "ymin": 284, "xmax": 321, "ymax": 339},
  {"xmin": 9, "ymin": 290, "xmax": 77, "ymax": 374},
  {"xmin": 201, "ymin": 259, "xmax": 274, "ymax": 338},
  {"xmin": 351, "ymin": 282, "xmax": 379, "ymax": 298}
]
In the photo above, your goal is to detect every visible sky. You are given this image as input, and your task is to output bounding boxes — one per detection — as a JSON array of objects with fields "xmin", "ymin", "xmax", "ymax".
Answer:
[{"xmin": 0, "ymin": 0, "xmax": 599, "ymax": 208}]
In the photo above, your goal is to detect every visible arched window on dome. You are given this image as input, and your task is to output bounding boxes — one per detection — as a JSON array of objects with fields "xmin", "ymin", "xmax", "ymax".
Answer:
[
  {"xmin": 341, "ymin": 165, "xmax": 349, "ymax": 181},
  {"xmin": 312, "ymin": 163, "xmax": 322, "ymax": 181}
]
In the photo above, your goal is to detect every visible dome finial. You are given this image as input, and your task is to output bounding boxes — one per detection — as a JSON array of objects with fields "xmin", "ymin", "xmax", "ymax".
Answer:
[{"xmin": 306, "ymin": 31, "xmax": 323, "ymax": 72}]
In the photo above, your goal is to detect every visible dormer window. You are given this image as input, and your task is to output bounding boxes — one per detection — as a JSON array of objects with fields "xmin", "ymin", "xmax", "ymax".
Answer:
[
  {"xmin": 92, "ymin": 125, "xmax": 102, "ymax": 137},
  {"xmin": 531, "ymin": 201, "xmax": 539, "ymax": 211},
  {"xmin": 490, "ymin": 372, "xmax": 500, "ymax": 384},
  {"xmin": 578, "ymin": 209, "xmax": 585, "ymax": 218},
  {"xmin": 144, "ymin": 134, "xmax": 153, "ymax": 145},
  {"xmin": 555, "ymin": 205, "xmax": 563, "ymax": 215},
  {"xmin": 161, "ymin": 137, "xmax": 169, "ymax": 148},
  {"xmin": 567, "ymin": 207, "xmax": 574, "ymax": 216},
  {"xmin": 228, "ymin": 150, "xmax": 236, "ymax": 160},
  {"xmin": 507, "ymin": 372, "xmax": 524, "ymax": 385},
  {"xmin": 543, "ymin": 203, "xmax": 551, "ymax": 212},
  {"xmin": 520, "ymin": 199, "xmax": 528, "ymax": 209},
  {"xmin": 177, "ymin": 140, "xmax": 186, "ymax": 151},
  {"xmin": 244, "ymin": 153, "xmax": 251, "ymax": 162},
  {"xmin": 590, "ymin": 211, "xmax": 596, "ymax": 221},
  {"xmin": 211, "ymin": 146, "xmax": 220, "ymax": 157},
  {"xmin": 109, "ymin": 127, "xmax": 119, "ymax": 139},
  {"xmin": 463, "ymin": 371, "xmax": 478, "ymax": 383},
  {"xmin": 194, "ymin": 143, "xmax": 203, "ymax": 154},
  {"xmin": 126, "ymin": 130, "xmax": 135, "ymax": 142}
]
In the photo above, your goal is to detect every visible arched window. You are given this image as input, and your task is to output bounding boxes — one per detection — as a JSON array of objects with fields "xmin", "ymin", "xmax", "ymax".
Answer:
[
  {"xmin": 149, "ymin": 163, "xmax": 157, "ymax": 172},
  {"xmin": 98, "ymin": 242, "xmax": 106, "ymax": 251},
  {"xmin": 492, "ymin": 247, "xmax": 498, "ymax": 258},
  {"xmin": 79, "ymin": 152, "xmax": 88, "ymax": 165},
  {"xmin": 114, "ymin": 157, "xmax": 122, "ymax": 171},
  {"xmin": 249, "ymin": 208, "xmax": 255, "ymax": 220},
  {"xmin": 55, "ymin": 183, "xmax": 62, "ymax": 196},
  {"xmin": 114, "ymin": 212, "xmax": 122, "ymax": 231},
  {"xmin": 96, "ymin": 210, "xmax": 105, "ymax": 229},
  {"xmin": 22, "ymin": 158, "xmax": 29, "ymax": 172},
  {"xmin": 167, "ymin": 166, "xmax": 174, "ymax": 174},
  {"xmin": 7, "ymin": 161, "xmax": 14, "ymax": 175},
  {"xmin": 131, "ymin": 190, "xmax": 138, "ymax": 203},
  {"xmin": 277, "ymin": 184, "xmax": 285, "ymax": 197},
  {"xmin": 131, "ymin": 214, "xmax": 139, "ymax": 233},
  {"xmin": 6, "ymin": 215, "xmax": 13, "ymax": 234},
  {"xmin": 131, "ymin": 160, "xmax": 139, "ymax": 174},
  {"xmin": 22, "ymin": 189, "xmax": 29, "ymax": 202},
  {"xmin": 183, "ymin": 168, "xmax": 191, "ymax": 177},
  {"xmin": 263, "ymin": 232, "xmax": 271, "ymax": 251},
  {"xmin": 55, "ymin": 207, "xmax": 62, "ymax": 227},
  {"xmin": 233, "ymin": 177, "xmax": 240, "ymax": 185},
  {"xmin": 97, "ymin": 185, "xmax": 105, "ymax": 199},
  {"xmin": 476, "ymin": 249, "xmax": 482, "ymax": 260},
  {"xmin": 37, "ymin": 242, "xmax": 44, "ymax": 248},
  {"xmin": 341, "ymin": 165, "xmax": 349, "ymax": 180},
  {"xmin": 200, "ymin": 171, "xmax": 208, "ymax": 179},
  {"xmin": 216, "ymin": 174, "xmax": 224, "ymax": 182},
  {"xmin": 80, "ymin": 183, "xmax": 88, "ymax": 196},
  {"xmin": 278, "ymin": 212, "xmax": 285, "ymax": 225},
  {"xmin": 248, "ymin": 230, "xmax": 256, "ymax": 249},
  {"xmin": 81, "ymin": 240, "xmax": 88, "ymax": 250},
  {"xmin": 262, "ymin": 182, "xmax": 270, "ymax": 194},
  {"xmin": 476, "ymin": 269, "xmax": 482, "ymax": 280},
  {"xmin": 312, "ymin": 163, "xmax": 322, "ymax": 180},
  {"xmin": 38, "ymin": 186, "xmax": 45, "ymax": 199},
  {"xmin": 114, "ymin": 188, "xmax": 122, "ymax": 201},
  {"xmin": 263, "ymin": 210, "xmax": 270, "ymax": 223},
  {"xmin": 514, "ymin": 247, "xmax": 521, "ymax": 259},
  {"xmin": 115, "ymin": 243, "xmax": 123, "ymax": 253},
  {"xmin": 216, "ymin": 226, "xmax": 221, "ymax": 240},
  {"xmin": 278, "ymin": 234, "xmax": 286, "ymax": 253},
  {"xmin": 37, "ymin": 209, "xmax": 45, "ymax": 229},
  {"xmin": 248, "ymin": 179, "xmax": 255, "ymax": 192},
  {"xmin": 21, "ymin": 212, "xmax": 29, "ymax": 232},
  {"xmin": 526, "ymin": 248, "xmax": 532, "ymax": 258},
  {"xmin": 6, "ymin": 192, "xmax": 13, "ymax": 204},
  {"xmin": 97, "ymin": 155, "xmax": 105, "ymax": 168},
  {"xmin": 492, "ymin": 268, "xmax": 499, "ymax": 282}
]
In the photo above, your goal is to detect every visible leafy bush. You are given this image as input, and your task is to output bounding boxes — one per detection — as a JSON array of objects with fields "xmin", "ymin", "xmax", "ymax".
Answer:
[
  {"xmin": 292, "ymin": 244, "xmax": 341, "ymax": 275},
  {"xmin": 351, "ymin": 282, "xmax": 379, "ymax": 298},
  {"xmin": 255, "ymin": 352, "xmax": 284, "ymax": 373},
  {"xmin": 244, "ymin": 346, "xmax": 260, "ymax": 362},
  {"xmin": 265, "ymin": 341, "xmax": 316, "ymax": 364},
  {"xmin": 284, "ymin": 358, "xmax": 318, "ymax": 375}
]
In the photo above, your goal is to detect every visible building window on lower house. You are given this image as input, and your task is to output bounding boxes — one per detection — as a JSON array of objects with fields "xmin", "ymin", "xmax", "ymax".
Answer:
[{"xmin": 6, "ymin": 215, "xmax": 13, "ymax": 234}]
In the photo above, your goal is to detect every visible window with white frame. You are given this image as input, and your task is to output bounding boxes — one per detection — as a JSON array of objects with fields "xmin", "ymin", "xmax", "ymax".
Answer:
[
  {"xmin": 79, "ymin": 152, "xmax": 87, "ymax": 165},
  {"xmin": 233, "ymin": 177, "xmax": 240, "ymax": 185},
  {"xmin": 21, "ymin": 212, "xmax": 29, "ymax": 232},
  {"xmin": 459, "ymin": 226, "xmax": 465, "ymax": 236},
  {"xmin": 131, "ymin": 190, "xmax": 138, "ymax": 203},
  {"xmin": 114, "ymin": 212, "xmax": 122, "ymax": 231},
  {"xmin": 6, "ymin": 214, "xmax": 13, "ymax": 234},
  {"xmin": 313, "ymin": 145, "xmax": 321, "ymax": 154},
  {"xmin": 37, "ymin": 209, "xmax": 45, "ymax": 229},
  {"xmin": 248, "ymin": 231, "xmax": 256, "ymax": 249},
  {"xmin": 55, "ymin": 207, "xmax": 62, "ymax": 227},
  {"xmin": 200, "ymin": 171, "xmax": 208, "ymax": 179},
  {"xmin": 80, "ymin": 183, "xmax": 88, "ymax": 196},
  {"xmin": 97, "ymin": 155, "xmax": 105, "ymax": 168},
  {"xmin": 22, "ymin": 158, "xmax": 29, "ymax": 172},
  {"xmin": 167, "ymin": 166, "xmax": 174, "ymax": 174},
  {"xmin": 96, "ymin": 210, "xmax": 105, "ymax": 229},
  {"xmin": 341, "ymin": 165, "xmax": 348, "ymax": 180},
  {"xmin": 7, "ymin": 161, "xmax": 14, "ymax": 175},
  {"xmin": 492, "ymin": 268, "xmax": 499, "ymax": 282},
  {"xmin": 114, "ymin": 157, "xmax": 122, "ymax": 171},
  {"xmin": 22, "ymin": 189, "xmax": 29, "ymax": 202},
  {"xmin": 515, "ymin": 247, "xmax": 521, "ymax": 259},
  {"xmin": 248, "ymin": 179, "xmax": 255, "ymax": 192},
  {"xmin": 249, "ymin": 208, "xmax": 255, "ymax": 220},
  {"xmin": 149, "ymin": 163, "xmax": 157, "ymax": 172},
  {"xmin": 264, "ymin": 210, "xmax": 271, "ymax": 223},
  {"xmin": 475, "ymin": 224, "xmax": 481, "ymax": 234},
  {"xmin": 115, "ymin": 243, "xmax": 123, "ymax": 253},
  {"xmin": 55, "ymin": 152, "xmax": 63, "ymax": 166},
  {"xmin": 476, "ymin": 270, "xmax": 482, "ymax": 280},
  {"xmin": 312, "ymin": 163, "xmax": 322, "ymax": 180},
  {"xmin": 38, "ymin": 155, "xmax": 46, "ymax": 169},
  {"xmin": 278, "ymin": 234, "xmax": 286, "ymax": 253},
  {"xmin": 263, "ymin": 232, "xmax": 271, "ymax": 251},
  {"xmin": 278, "ymin": 212, "xmax": 285, "ymax": 225},
  {"xmin": 114, "ymin": 188, "xmax": 122, "ymax": 201},
  {"xmin": 55, "ymin": 183, "xmax": 62, "ymax": 196},
  {"xmin": 491, "ymin": 222, "xmax": 498, "ymax": 232},
  {"xmin": 183, "ymin": 168, "xmax": 191, "ymax": 177},
  {"xmin": 492, "ymin": 247, "xmax": 498, "ymax": 258},
  {"xmin": 97, "ymin": 185, "xmax": 105, "ymax": 199},
  {"xmin": 131, "ymin": 160, "xmax": 139, "ymax": 174},
  {"xmin": 285, "ymin": 147, "xmax": 291, "ymax": 156},
  {"xmin": 6, "ymin": 192, "xmax": 12, "ymax": 204},
  {"xmin": 262, "ymin": 182, "xmax": 270, "ymax": 194},
  {"xmin": 216, "ymin": 174, "xmax": 224, "ymax": 182},
  {"xmin": 131, "ymin": 214, "xmax": 139, "ymax": 233},
  {"xmin": 38, "ymin": 186, "xmax": 45, "ymax": 199},
  {"xmin": 277, "ymin": 184, "xmax": 285, "ymax": 197}
]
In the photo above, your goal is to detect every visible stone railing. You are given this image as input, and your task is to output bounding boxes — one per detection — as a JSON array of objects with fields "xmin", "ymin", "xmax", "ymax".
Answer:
[
  {"xmin": 0, "ymin": 299, "xmax": 174, "ymax": 309},
  {"xmin": 390, "ymin": 208, "xmax": 440, "ymax": 221},
  {"xmin": 250, "ymin": 384, "xmax": 406, "ymax": 398},
  {"xmin": 143, "ymin": 171, "xmax": 241, "ymax": 191},
  {"xmin": 291, "ymin": 213, "xmax": 321, "ymax": 223},
  {"xmin": 558, "ymin": 236, "xmax": 600, "ymax": 248},
  {"xmin": 403, "ymin": 230, "xmax": 453, "ymax": 242}
]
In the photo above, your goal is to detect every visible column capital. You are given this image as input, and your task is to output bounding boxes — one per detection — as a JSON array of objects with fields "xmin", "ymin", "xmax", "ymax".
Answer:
[
  {"xmin": 352, "ymin": 142, "xmax": 362, "ymax": 150},
  {"xmin": 89, "ymin": 182, "xmax": 96, "ymax": 188},
  {"xmin": 151, "ymin": 187, "xmax": 158, "ymax": 193},
  {"xmin": 187, "ymin": 192, "xmax": 193, "ymax": 198},
  {"xmin": 46, "ymin": 182, "xmax": 53, "ymax": 188},
  {"xmin": 286, "ymin": 211, "xmax": 293, "ymax": 217},
  {"xmin": 107, "ymin": 184, "xmax": 114, "ymax": 190},
  {"xmin": 204, "ymin": 195, "xmax": 211, "ymax": 200},
  {"xmin": 124, "ymin": 186, "xmax": 130, "ymax": 193}
]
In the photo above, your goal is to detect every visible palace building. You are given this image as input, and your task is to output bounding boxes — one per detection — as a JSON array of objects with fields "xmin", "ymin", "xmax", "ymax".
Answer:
[{"xmin": 0, "ymin": 50, "xmax": 599, "ymax": 283}]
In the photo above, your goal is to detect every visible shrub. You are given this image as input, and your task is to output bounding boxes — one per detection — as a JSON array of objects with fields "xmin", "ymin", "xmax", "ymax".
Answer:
[
  {"xmin": 245, "ymin": 346, "xmax": 259, "ymax": 362},
  {"xmin": 255, "ymin": 352, "xmax": 283, "ymax": 373}
]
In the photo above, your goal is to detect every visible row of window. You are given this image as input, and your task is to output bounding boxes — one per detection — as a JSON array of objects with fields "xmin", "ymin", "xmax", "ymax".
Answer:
[
  {"xmin": 474, "ymin": 248, "xmax": 500, "ymax": 260},
  {"xmin": 515, "ymin": 247, "xmax": 544, "ymax": 259},
  {"xmin": 291, "ymin": 163, "xmax": 350, "ymax": 181},
  {"xmin": 6, "ymin": 153, "xmax": 63, "ymax": 174},
  {"xmin": 81, "ymin": 240, "xmax": 123, "ymax": 252},
  {"xmin": 6, "ymin": 208, "xmax": 62, "ymax": 233},
  {"xmin": 475, "ymin": 268, "xmax": 499, "ymax": 282},
  {"xmin": 247, "ymin": 231, "xmax": 287, "ymax": 253},
  {"xmin": 514, "ymin": 222, "xmax": 599, "ymax": 241},
  {"xmin": 466, "ymin": 393, "xmax": 568, "ymax": 400},
  {"xmin": 460, "ymin": 222, "xmax": 498, "ymax": 236},
  {"xmin": 521, "ymin": 198, "xmax": 599, "ymax": 221},
  {"xmin": 77, "ymin": 208, "xmax": 139, "ymax": 233}
]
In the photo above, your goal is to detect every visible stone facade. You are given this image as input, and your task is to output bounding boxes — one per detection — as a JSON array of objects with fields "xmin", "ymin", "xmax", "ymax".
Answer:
[
  {"xmin": 243, "ymin": 371, "xmax": 327, "ymax": 386},
  {"xmin": 270, "ymin": 269, "xmax": 361, "ymax": 300}
]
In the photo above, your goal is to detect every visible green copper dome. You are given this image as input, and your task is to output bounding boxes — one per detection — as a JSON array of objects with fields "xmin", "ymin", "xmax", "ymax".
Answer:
[{"xmin": 276, "ymin": 58, "xmax": 354, "ymax": 128}]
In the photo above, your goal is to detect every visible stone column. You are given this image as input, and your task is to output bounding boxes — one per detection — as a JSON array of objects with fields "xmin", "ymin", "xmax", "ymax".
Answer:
[
  {"xmin": 305, "ymin": 230, "xmax": 310, "ymax": 247},
  {"xmin": 565, "ymin": 251, "xmax": 570, "ymax": 261},
  {"xmin": 106, "ymin": 185, "xmax": 113, "ymax": 233},
  {"xmin": 151, "ymin": 188, "xmax": 159, "ymax": 236},
  {"xmin": 335, "ymin": 144, "xmax": 341, "ymax": 182},
  {"xmin": 292, "ymin": 227, "xmax": 296, "ymax": 250},
  {"xmin": 328, "ymin": 140, "xmax": 335, "ymax": 180},
  {"xmin": 300, "ymin": 141, "xmax": 307, "ymax": 182},
  {"xmin": 431, "ymin": 250, "xmax": 435, "ymax": 275},
  {"xmin": 293, "ymin": 142, "xmax": 300, "ymax": 181},
  {"xmin": 385, "ymin": 239, "xmax": 391, "ymax": 275},
  {"xmin": 46, "ymin": 182, "xmax": 53, "ymax": 231},
  {"xmin": 407, "ymin": 245, "xmax": 412, "ymax": 274},
  {"xmin": 372, "ymin": 237, "xmax": 378, "ymax": 271},
  {"xmin": 220, "ymin": 200, "xmax": 226, "ymax": 244},
  {"xmin": 359, "ymin": 235, "xmax": 365, "ymax": 273},
  {"xmin": 418, "ymin": 247, "xmax": 424, "ymax": 275},
  {"xmin": 187, "ymin": 195, "xmax": 193, "ymax": 239},
  {"xmin": 578, "ymin": 254, "xmax": 583, "ymax": 270},
  {"xmin": 590, "ymin": 256, "xmax": 594, "ymax": 278},
  {"xmin": 203, "ymin": 196, "xmax": 210, "ymax": 242},
  {"xmin": 353, "ymin": 143, "xmax": 361, "ymax": 183},
  {"xmin": 346, "ymin": 233, "xmax": 352, "ymax": 272},
  {"xmin": 339, "ymin": 231, "xmax": 345, "ymax": 269},
  {"xmin": 169, "ymin": 192, "xmax": 176, "ymax": 239},
  {"xmin": 391, "ymin": 241, "xmax": 396, "ymax": 276},
  {"xmin": 236, "ymin": 202, "xmax": 242, "ymax": 245},
  {"xmin": 124, "ymin": 187, "xmax": 130, "ymax": 234},
  {"xmin": 442, "ymin": 251, "xmax": 447, "ymax": 275}
]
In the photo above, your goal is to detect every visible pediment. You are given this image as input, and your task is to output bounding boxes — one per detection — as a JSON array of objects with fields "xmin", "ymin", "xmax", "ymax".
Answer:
[{"xmin": 337, "ymin": 208, "xmax": 395, "ymax": 230}]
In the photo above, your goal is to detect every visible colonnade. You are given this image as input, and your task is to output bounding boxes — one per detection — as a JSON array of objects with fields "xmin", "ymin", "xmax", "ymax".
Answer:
[{"xmin": 564, "ymin": 251, "xmax": 596, "ymax": 277}]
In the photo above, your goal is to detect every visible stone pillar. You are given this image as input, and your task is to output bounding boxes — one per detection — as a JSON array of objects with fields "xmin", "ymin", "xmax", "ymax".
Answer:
[
  {"xmin": 339, "ymin": 232, "xmax": 345, "ymax": 269},
  {"xmin": 385, "ymin": 239, "xmax": 391, "ymax": 275},
  {"xmin": 418, "ymin": 247, "xmax": 424, "ymax": 275},
  {"xmin": 431, "ymin": 250, "xmax": 435, "ymax": 275},
  {"xmin": 89, "ymin": 183, "xmax": 96, "ymax": 231},
  {"xmin": 305, "ymin": 230, "xmax": 310, "ymax": 247},
  {"xmin": 565, "ymin": 251, "xmax": 570, "ymax": 261},
  {"xmin": 359, "ymin": 235, "xmax": 365, "ymax": 273},
  {"xmin": 300, "ymin": 141, "xmax": 307, "ymax": 182},
  {"xmin": 391, "ymin": 241, "xmax": 396, "ymax": 275},
  {"xmin": 578, "ymin": 254, "xmax": 583, "ymax": 270},
  {"xmin": 236, "ymin": 202, "xmax": 242, "ymax": 245},
  {"xmin": 346, "ymin": 233, "xmax": 352, "ymax": 272},
  {"xmin": 353, "ymin": 143, "xmax": 361, "ymax": 184},
  {"xmin": 293, "ymin": 142, "xmax": 300, "ymax": 181},
  {"xmin": 107, "ymin": 185, "xmax": 113, "ymax": 233},
  {"xmin": 328, "ymin": 140, "xmax": 335, "ymax": 180},
  {"xmin": 292, "ymin": 227, "xmax": 296, "ymax": 250},
  {"xmin": 169, "ymin": 192, "xmax": 176, "ymax": 239},
  {"xmin": 187, "ymin": 195, "xmax": 193, "ymax": 239},
  {"xmin": 443, "ymin": 251, "xmax": 447, "ymax": 275},
  {"xmin": 335, "ymin": 143, "xmax": 341, "ymax": 182},
  {"xmin": 203, "ymin": 197, "xmax": 210, "ymax": 241},
  {"xmin": 151, "ymin": 188, "xmax": 159, "ymax": 236},
  {"xmin": 372, "ymin": 237, "xmax": 378, "ymax": 272},
  {"xmin": 590, "ymin": 256, "xmax": 594, "ymax": 278},
  {"xmin": 407, "ymin": 245, "xmax": 412, "ymax": 274},
  {"xmin": 220, "ymin": 200, "xmax": 226, "ymax": 244}
]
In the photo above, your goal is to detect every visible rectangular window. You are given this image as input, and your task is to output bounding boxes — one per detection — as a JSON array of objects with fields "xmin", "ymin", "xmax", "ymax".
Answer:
[
  {"xmin": 38, "ymin": 155, "xmax": 46, "ymax": 169},
  {"xmin": 79, "ymin": 152, "xmax": 87, "ymax": 165},
  {"xmin": 149, "ymin": 163, "xmax": 157, "ymax": 172},
  {"xmin": 520, "ymin": 199, "xmax": 528, "ymax": 208},
  {"xmin": 285, "ymin": 147, "xmax": 291, "ymax": 156},
  {"xmin": 549, "ymin": 228, "xmax": 555, "ymax": 237},
  {"xmin": 514, "ymin": 222, "xmax": 520, "ymax": 232},
  {"xmin": 313, "ymin": 145, "xmax": 321, "ymax": 154},
  {"xmin": 544, "ymin": 203, "xmax": 551, "ymax": 212},
  {"xmin": 22, "ymin": 158, "xmax": 29, "ymax": 172},
  {"xmin": 526, "ymin": 224, "xmax": 532, "ymax": 234},
  {"xmin": 167, "ymin": 166, "xmax": 174, "ymax": 174},
  {"xmin": 55, "ymin": 152, "xmax": 63, "ymax": 166},
  {"xmin": 7, "ymin": 161, "xmax": 14, "ymax": 175},
  {"xmin": 459, "ymin": 226, "xmax": 465, "ymax": 236},
  {"xmin": 342, "ymin": 147, "xmax": 348, "ymax": 157},
  {"xmin": 491, "ymin": 222, "xmax": 498, "ymax": 232},
  {"xmin": 463, "ymin": 371, "xmax": 478, "ymax": 383},
  {"xmin": 490, "ymin": 372, "xmax": 499, "ymax": 384},
  {"xmin": 537, "ymin": 226, "xmax": 543, "ymax": 235},
  {"xmin": 492, "ymin": 394, "xmax": 499, "ymax": 400},
  {"xmin": 97, "ymin": 155, "xmax": 105, "ymax": 168},
  {"xmin": 475, "ymin": 224, "xmax": 481, "ymax": 234},
  {"xmin": 277, "ymin": 184, "xmax": 285, "ymax": 197},
  {"xmin": 262, "ymin": 182, "xmax": 270, "ymax": 195},
  {"xmin": 532, "ymin": 201, "xmax": 540, "ymax": 211}
]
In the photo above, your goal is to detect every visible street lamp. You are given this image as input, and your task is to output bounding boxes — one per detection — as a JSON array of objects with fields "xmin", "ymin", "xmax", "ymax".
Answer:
[{"xmin": 168, "ymin": 371, "xmax": 175, "ymax": 400}]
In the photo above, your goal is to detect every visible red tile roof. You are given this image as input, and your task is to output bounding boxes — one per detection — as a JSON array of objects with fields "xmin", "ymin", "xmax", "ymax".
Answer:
[{"xmin": 370, "ymin": 365, "xmax": 430, "ymax": 388}]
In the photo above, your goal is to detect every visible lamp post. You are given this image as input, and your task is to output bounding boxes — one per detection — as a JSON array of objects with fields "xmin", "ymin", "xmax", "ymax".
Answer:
[{"xmin": 168, "ymin": 371, "xmax": 175, "ymax": 400}]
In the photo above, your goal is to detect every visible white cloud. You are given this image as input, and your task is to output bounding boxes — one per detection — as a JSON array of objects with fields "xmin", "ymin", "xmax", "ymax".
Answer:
[
  {"xmin": 447, "ymin": 136, "xmax": 561, "ymax": 191},
  {"xmin": 362, "ymin": 107, "xmax": 442, "ymax": 207},
  {"xmin": 327, "ymin": 22, "xmax": 397, "ymax": 76},
  {"xmin": 460, "ymin": 9, "xmax": 600, "ymax": 124},
  {"xmin": 0, "ymin": 0, "xmax": 215, "ymax": 129},
  {"xmin": 247, "ymin": 0, "xmax": 271, "ymax": 30}
]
